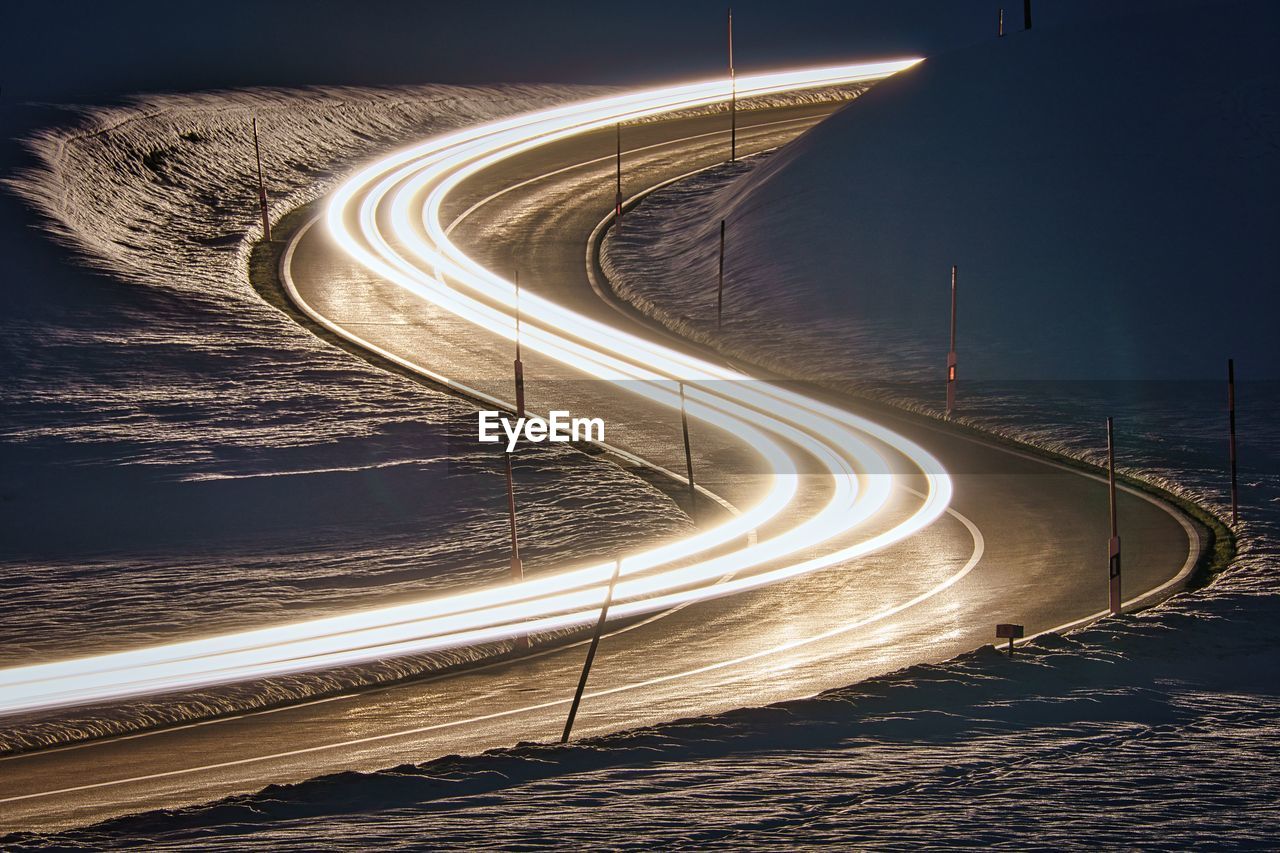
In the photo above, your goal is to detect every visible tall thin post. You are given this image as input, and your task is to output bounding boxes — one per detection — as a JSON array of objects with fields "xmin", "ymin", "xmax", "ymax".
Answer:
[
  {"xmin": 1228, "ymin": 358, "xmax": 1239, "ymax": 527},
  {"xmin": 561, "ymin": 558, "xmax": 623, "ymax": 743},
  {"xmin": 946, "ymin": 265, "xmax": 958, "ymax": 417},
  {"xmin": 252, "ymin": 116, "xmax": 271, "ymax": 242},
  {"xmin": 514, "ymin": 271, "xmax": 526, "ymax": 419},
  {"xmin": 505, "ymin": 454, "xmax": 523, "ymax": 585},
  {"xmin": 728, "ymin": 7, "xmax": 736, "ymax": 163},
  {"xmin": 717, "ymin": 220, "xmax": 726, "ymax": 329},
  {"xmin": 1023, "ymin": 0, "xmax": 1032, "ymax": 30},
  {"xmin": 679, "ymin": 382, "xmax": 697, "ymax": 514},
  {"xmin": 504, "ymin": 449, "xmax": 526, "ymax": 648},
  {"xmin": 615, "ymin": 123, "xmax": 623, "ymax": 228},
  {"xmin": 998, "ymin": 8, "xmax": 1005, "ymax": 36},
  {"xmin": 1107, "ymin": 416, "xmax": 1122, "ymax": 616},
  {"xmin": 507, "ymin": 272, "xmax": 526, "ymax": 638}
]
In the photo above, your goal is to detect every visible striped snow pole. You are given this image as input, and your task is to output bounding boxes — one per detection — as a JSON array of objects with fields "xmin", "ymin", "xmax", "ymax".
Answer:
[
  {"xmin": 509, "ymin": 272, "xmax": 526, "ymax": 609},
  {"xmin": 561, "ymin": 558, "xmax": 623, "ymax": 743},
  {"xmin": 946, "ymin": 265, "xmax": 958, "ymax": 417},
  {"xmin": 717, "ymin": 220, "xmax": 726, "ymax": 329},
  {"xmin": 514, "ymin": 271, "xmax": 526, "ymax": 418},
  {"xmin": 615, "ymin": 123, "xmax": 623, "ymax": 227},
  {"xmin": 1107, "ymin": 416, "xmax": 1122, "ymax": 615},
  {"xmin": 680, "ymin": 382, "xmax": 697, "ymax": 514},
  {"xmin": 252, "ymin": 116, "xmax": 270, "ymax": 241},
  {"xmin": 728, "ymin": 7, "xmax": 737, "ymax": 162},
  {"xmin": 1228, "ymin": 358, "xmax": 1239, "ymax": 527}
]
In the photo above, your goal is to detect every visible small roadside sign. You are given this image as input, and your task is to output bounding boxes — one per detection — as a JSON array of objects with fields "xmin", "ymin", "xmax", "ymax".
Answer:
[{"xmin": 996, "ymin": 623, "xmax": 1024, "ymax": 655}]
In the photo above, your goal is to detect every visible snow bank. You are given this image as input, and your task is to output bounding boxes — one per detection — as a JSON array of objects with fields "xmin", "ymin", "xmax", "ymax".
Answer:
[
  {"xmin": 15, "ymin": 579, "xmax": 1279, "ymax": 848},
  {"xmin": 0, "ymin": 84, "xmax": 697, "ymax": 750},
  {"xmin": 0, "ymin": 78, "xmax": 872, "ymax": 753},
  {"xmin": 6, "ymin": 7, "xmax": 1280, "ymax": 842}
]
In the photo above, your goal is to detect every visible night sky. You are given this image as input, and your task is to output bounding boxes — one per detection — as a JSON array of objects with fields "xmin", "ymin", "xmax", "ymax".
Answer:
[
  {"xmin": 0, "ymin": 0, "xmax": 1243, "ymax": 347},
  {"xmin": 3, "ymin": 0, "xmax": 1194, "ymax": 103}
]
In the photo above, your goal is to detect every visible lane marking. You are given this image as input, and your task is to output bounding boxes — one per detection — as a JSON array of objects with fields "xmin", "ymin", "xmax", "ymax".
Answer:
[
  {"xmin": 0, "ymin": 111, "xmax": 897, "ymax": 771},
  {"xmin": 444, "ymin": 113, "xmax": 824, "ymax": 236},
  {"xmin": 581, "ymin": 145, "xmax": 1203, "ymax": 630},
  {"xmin": 0, "ymin": 490, "xmax": 982, "ymax": 805}
]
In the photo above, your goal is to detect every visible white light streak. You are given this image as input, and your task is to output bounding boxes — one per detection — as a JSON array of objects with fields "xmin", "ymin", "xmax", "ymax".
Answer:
[{"xmin": 0, "ymin": 59, "xmax": 960, "ymax": 716}]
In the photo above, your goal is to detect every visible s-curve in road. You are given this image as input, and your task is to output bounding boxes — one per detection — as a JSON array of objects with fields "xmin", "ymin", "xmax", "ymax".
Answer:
[{"xmin": 0, "ymin": 65, "xmax": 1203, "ymax": 833}]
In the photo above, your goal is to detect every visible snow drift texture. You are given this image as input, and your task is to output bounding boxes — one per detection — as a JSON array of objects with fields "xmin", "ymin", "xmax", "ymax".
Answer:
[
  {"xmin": 6, "ymin": 4, "xmax": 1280, "ymax": 846},
  {"xmin": 604, "ymin": 0, "xmax": 1279, "ymax": 391},
  {"xmin": 0, "ymin": 80, "xmax": 869, "ymax": 755},
  {"xmin": 0, "ymin": 84, "xmax": 694, "ymax": 751}
]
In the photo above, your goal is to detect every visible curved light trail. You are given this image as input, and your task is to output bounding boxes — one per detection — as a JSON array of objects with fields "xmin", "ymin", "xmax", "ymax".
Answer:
[{"xmin": 0, "ymin": 59, "xmax": 962, "ymax": 717}]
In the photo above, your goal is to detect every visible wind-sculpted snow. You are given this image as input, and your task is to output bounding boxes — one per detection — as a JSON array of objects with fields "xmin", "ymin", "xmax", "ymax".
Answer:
[
  {"xmin": 508, "ymin": 3, "xmax": 1279, "ymax": 846},
  {"xmin": 600, "ymin": 155, "xmax": 935, "ymax": 394},
  {"xmin": 626, "ymin": 84, "xmax": 870, "ymax": 124},
  {"xmin": 10, "ymin": 380, "xmax": 1276, "ymax": 846},
  {"xmin": 604, "ymin": 2, "xmax": 1278, "ymax": 390},
  {"xmin": 5, "ymin": 6, "xmax": 1280, "ymax": 845},
  {"xmin": 0, "ymin": 83, "xmax": 694, "ymax": 750},
  {"xmin": 11, "ymin": 514, "xmax": 1279, "ymax": 848}
]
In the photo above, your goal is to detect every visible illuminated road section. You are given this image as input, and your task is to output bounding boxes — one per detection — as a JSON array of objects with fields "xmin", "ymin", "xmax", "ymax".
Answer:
[{"xmin": 0, "ymin": 60, "xmax": 966, "ymax": 716}]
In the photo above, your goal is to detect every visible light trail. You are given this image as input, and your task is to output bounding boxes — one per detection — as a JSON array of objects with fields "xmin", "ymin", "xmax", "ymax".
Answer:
[{"xmin": 0, "ymin": 59, "xmax": 959, "ymax": 717}]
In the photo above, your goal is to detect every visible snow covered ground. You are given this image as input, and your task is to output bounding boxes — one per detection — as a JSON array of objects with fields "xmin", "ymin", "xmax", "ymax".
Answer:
[
  {"xmin": 11, "ymin": 363, "xmax": 1275, "ymax": 848},
  {"xmin": 603, "ymin": 1, "xmax": 1278, "ymax": 392},
  {"xmin": 0, "ymin": 84, "xmax": 694, "ymax": 751},
  {"xmin": 5, "ymin": 2, "xmax": 1279, "ymax": 846}
]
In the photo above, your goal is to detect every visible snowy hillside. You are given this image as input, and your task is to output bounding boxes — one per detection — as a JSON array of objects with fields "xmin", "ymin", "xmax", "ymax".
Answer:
[
  {"xmin": 604, "ymin": 0, "xmax": 1279, "ymax": 389},
  {"xmin": 0, "ymin": 84, "xmax": 696, "ymax": 751},
  {"xmin": 5, "ymin": 4, "xmax": 1280, "ymax": 845},
  {"xmin": 0, "ymin": 78, "xmax": 875, "ymax": 754}
]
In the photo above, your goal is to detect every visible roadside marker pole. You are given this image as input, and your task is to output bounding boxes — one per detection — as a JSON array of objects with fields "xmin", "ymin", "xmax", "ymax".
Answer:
[
  {"xmin": 679, "ymin": 382, "xmax": 698, "ymax": 515},
  {"xmin": 252, "ymin": 116, "xmax": 271, "ymax": 242},
  {"xmin": 514, "ymin": 271, "xmax": 526, "ymax": 418},
  {"xmin": 503, "ymin": 448, "xmax": 526, "ymax": 649},
  {"xmin": 717, "ymin": 219, "xmax": 726, "ymax": 329},
  {"xmin": 561, "ymin": 558, "xmax": 623, "ymax": 743},
  {"xmin": 1107, "ymin": 416, "xmax": 1122, "ymax": 615},
  {"xmin": 728, "ymin": 7, "xmax": 736, "ymax": 163},
  {"xmin": 506, "ymin": 272, "xmax": 522, "ymax": 645},
  {"xmin": 946, "ymin": 265, "xmax": 958, "ymax": 417},
  {"xmin": 499, "ymin": 274, "xmax": 524, "ymax": 645},
  {"xmin": 1228, "ymin": 358, "xmax": 1239, "ymax": 527},
  {"xmin": 506, "ymin": 271, "xmax": 527, "ymax": 643},
  {"xmin": 504, "ymin": 454, "xmax": 524, "ymax": 585},
  {"xmin": 1023, "ymin": 0, "xmax": 1032, "ymax": 30},
  {"xmin": 998, "ymin": 8, "xmax": 1005, "ymax": 37},
  {"xmin": 615, "ymin": 123, "xmax": 623, "ymax": 228}
]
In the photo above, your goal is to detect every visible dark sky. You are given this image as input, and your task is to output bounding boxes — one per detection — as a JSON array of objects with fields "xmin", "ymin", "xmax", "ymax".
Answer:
[
  {"xmin": 0, "ymin": 0, "xmax": 1218, "ymax": 337},
  {"xmin": 3, "ymin": 0, "xmax": 1184, "ymax": 103}
]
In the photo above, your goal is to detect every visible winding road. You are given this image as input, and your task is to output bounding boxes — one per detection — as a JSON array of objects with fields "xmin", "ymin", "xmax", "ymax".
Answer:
[{"xmin": 0, "ymin": 64, "xmax": 1202, "ymax": 833}]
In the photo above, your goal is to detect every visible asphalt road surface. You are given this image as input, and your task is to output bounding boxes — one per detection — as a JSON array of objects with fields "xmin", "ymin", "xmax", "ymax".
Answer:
[{"xmin": 0, "ymin": 96, "xmax": 1201, "ymax": 833}]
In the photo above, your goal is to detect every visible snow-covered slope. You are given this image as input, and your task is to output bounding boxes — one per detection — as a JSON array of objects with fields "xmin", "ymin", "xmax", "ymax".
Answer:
[
  {"xmin": 6, "ymin": 5, "xmax": 1280, "ymax": 844},
  {"xmin": 14, "ymin": 379, "xmax": 1280, "ymax": 847},
  {"xmin": 0, "ymin": 84, "xmax": 696, "ymax": 750},
  {"xmin": 605, "ymin": 0, "xmax": 1279, "ymax": 391},
  {"xmin": 0, "ymin": 77, "xmax": 878, "ymax": 756}
]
